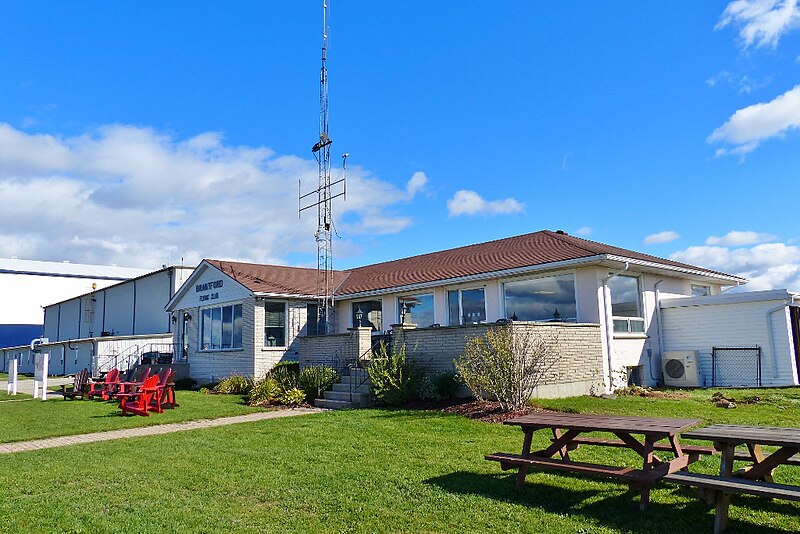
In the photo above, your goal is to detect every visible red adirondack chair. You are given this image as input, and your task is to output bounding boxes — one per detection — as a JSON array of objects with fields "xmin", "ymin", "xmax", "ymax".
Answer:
[
  {"xmin": 113, "ymin": 366, "xmax": 152, "ymax": 398},
  {"xmin": 117, "ymin": 374, "xmax": 160, "ymax": 416},
  {"xmin": 149, "ymin": 368, "xmax": 174, "ymax": 414},
  {"xmin": 86, "ymin": 369, "xmax": 120, "ymax": 400}
]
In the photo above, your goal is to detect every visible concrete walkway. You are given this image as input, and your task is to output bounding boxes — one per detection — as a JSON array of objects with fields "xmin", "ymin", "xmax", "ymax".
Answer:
[
  {"xmin": 0, "ymin": 408, "xmax": 323, "ymax": 454},
  {"xmin": 9, "ymin": 377, "xmax": 71, "ymax": 396}
]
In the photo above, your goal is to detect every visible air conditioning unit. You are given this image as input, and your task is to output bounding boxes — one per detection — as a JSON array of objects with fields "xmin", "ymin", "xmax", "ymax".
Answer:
[{"xmin": 662, "ymin": 351, "xmax": 701, "ymax": 387}]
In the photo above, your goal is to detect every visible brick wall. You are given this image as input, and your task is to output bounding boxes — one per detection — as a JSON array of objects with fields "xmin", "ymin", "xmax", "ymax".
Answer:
[
  {"xmin": 395, "ymin": 322, "xmax": 604, "ymax": 398},
  {"xmin": 298, "ymin": 327, "xmax": 372, "ymax": 373}
]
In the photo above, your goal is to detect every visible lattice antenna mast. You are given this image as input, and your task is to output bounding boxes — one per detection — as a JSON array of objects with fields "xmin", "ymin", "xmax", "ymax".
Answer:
[{"xmin": 299, "ymin": 0, "xmax": 346, "ymax": 334}]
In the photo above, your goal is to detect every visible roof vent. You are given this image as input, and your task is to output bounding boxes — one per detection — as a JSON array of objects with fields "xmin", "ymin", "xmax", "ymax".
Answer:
[{"xmin": 555, "ymin": 230, "xmax": 568, "ymax": 235}]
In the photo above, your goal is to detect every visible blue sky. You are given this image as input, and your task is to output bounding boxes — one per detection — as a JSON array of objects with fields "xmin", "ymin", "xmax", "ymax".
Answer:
[{"xmin": 1, "ymin": 1, "xmax": 799, "ymax": 290}]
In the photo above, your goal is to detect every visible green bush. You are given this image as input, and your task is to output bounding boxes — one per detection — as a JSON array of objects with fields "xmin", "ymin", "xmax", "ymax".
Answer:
[
  {"xmin": 279, "ymin": 387, "xmax": 307, "ymax": 407},
  {"xmin": 434, "ymin": 372, "xmax": 460, "ymax": 399},
  {"xmin": 367, "ymin": 343, "xmax": 421, "ymax": 406},
  {"xmin": 173, "ymin": 377, "xmax": 198, "ymax": 390},
  {"xmin": 247, "ymin": 377, "xmax": 281, "ymax": 406},
  {"xmin": 269, "ymin": 363, "xmax": 299, "ymax": 390},
  {"xmin": 298, "ymin": 366, "xmax": 340, "ymax": 401},
  {"xmin": 417, "ymin": 374, "xmax": 440, "ymax": 401},
  {"xmin": 213, "ymin": 374, "xmax": 252, "ymax": 395}
]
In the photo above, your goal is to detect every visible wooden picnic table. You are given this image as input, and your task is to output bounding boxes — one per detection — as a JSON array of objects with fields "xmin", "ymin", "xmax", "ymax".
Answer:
[
  {"xmin": 666, "ymin": 424, "xmax": 800, "ymax": 533},
  {"xmin": 486, "ymin": 413, "xmax": 703, "ymax": 508}
]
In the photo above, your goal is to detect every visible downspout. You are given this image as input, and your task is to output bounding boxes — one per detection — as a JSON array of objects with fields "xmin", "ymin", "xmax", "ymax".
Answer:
[
  {"xmin": 652, "ymin": 280, "xmax": 665, "ymax": 383},
  {"xmin": 132, "ymin": 280, "xmax": 137, "ymax": 335},
  {"xmin": 601, "ymin": 262, "xmax": 629, "ymax": 389},
  {"xmin": 767, "ymin": 300, "xmax": 790, "ymax": 380}
]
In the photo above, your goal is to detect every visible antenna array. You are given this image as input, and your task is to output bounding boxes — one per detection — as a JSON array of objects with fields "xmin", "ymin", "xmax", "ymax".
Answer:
[{"xmin": 299, "ymin": 0, "xmax": 346, "ymax": 334}]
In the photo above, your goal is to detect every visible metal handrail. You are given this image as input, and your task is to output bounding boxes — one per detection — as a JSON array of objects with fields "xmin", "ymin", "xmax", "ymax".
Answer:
[{"xmin": 348, "ymin": 332, "xmax": 392, "ymax": 403}]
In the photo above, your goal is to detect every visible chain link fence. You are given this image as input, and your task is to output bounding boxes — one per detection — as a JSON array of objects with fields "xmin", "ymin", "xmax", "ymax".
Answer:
[{"xmin": 712, "ymin": 346, "xmax": 761, "ymax": 387}]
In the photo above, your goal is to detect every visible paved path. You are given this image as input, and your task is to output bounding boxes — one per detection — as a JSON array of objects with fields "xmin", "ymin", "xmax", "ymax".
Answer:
[
  {"xmin": 10, "ymin": 377, "xmax": 71, "ymax": 396},
  {"xmin": 0, "ymin": 408, "xmax": 323, "ymax": 454}
]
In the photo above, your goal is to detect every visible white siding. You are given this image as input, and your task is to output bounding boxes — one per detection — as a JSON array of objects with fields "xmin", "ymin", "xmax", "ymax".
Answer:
[{"xmin": 661, "ymin": 299, "xmax": 797, "ymax": 387}]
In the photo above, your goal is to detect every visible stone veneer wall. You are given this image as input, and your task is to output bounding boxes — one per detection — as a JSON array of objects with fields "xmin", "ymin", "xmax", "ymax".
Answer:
[{"xmin": 395, "ymin": 322, "xmax": 604, "ymax": 399}]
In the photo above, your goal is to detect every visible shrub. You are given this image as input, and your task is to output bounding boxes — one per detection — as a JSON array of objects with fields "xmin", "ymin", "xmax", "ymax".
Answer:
[
  {"xmin": 279, "ymin": 387, "xmax": 307, "ymax": 407},
  {"xmin": 213, "ymin": 374, "xmax": 252, "ymax": 395},
  {"xmin": 247, "ymin": 377, "xmax": 282, "ymax": 406},
  {"xmin": 173, "ymin": 377, "xmax": 198, "ymax": 390},
  {"xmin": 269, "ymin": 363, "xmax": 299, "ymax": 390},
  {"xmin": 455, "ymin": 325, "xmax": 560, "ymax": 411},
  {"xmin": 434, "ymin": 372, "xmax": 460, "ymax": 399},
  {"xmin": 367, "ymin": 342, "xmax": 421, "ymax": 406},
  {"xmin": 417, "ymin": 374, "xmax": 440, "ymax": 401},
  {"xmin": 298, "ymin": 366, "xmax": 340, "ymax": 401}
]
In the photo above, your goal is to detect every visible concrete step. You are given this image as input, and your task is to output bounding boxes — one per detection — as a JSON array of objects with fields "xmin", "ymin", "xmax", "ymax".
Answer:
[
  {"xmin": 331, "ymin": 382, "xmax": 371, "ymax": 394},
  {"xmin": 314, "ymin": 398, "xmax": 356, "ymax": 410},
  {"xmin": 323, "ymin": 390, "xmax": 372, "ymax": 404}
]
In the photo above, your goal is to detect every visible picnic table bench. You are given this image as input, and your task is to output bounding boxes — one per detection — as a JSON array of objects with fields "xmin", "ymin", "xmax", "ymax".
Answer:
[
  {"xmin": 663, "ymin": 424, "xmax": 800, "ymax": 533},
  {"xmin": 486, "ymin": 413, "xmax": 702, "ymax": 508}
]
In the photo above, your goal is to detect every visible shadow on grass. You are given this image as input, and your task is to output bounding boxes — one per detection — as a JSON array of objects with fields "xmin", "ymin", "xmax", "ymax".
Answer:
[{"xmin": 426, "ymin": 471, "xmax": 797, "ymax": 534}]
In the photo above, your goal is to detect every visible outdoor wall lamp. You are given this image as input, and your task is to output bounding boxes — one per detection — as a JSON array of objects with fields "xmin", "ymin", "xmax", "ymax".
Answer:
[{"xmin": 355, "ymin": 306, "xmax": 363, "ymax": 326}]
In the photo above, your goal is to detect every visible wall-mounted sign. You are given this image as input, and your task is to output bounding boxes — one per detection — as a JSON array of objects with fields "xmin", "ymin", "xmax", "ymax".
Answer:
[{"xmin": 196, "ymin": 280, "xmax": 224, "ymax": 293}]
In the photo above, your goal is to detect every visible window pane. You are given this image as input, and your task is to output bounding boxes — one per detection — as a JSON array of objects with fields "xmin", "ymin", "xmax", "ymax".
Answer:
[
  {"xmin": 202, "ymin": 308, "xmax": 212, "ymax": 350},
  {"xmin": 461, "ymin": 288, "xmax": 486, "ymax": 324},
  {"xmin": 608, "ymin": 275, "xmax": 640, "ymax": 317},
  {"xmin": 691, "ymin": 284, "xmax": 711, "ymax": 297},
  {"xmin": 265, "ymin": 302, "xmax": 286, "ymax": 347},
  {"xmin": 211, "ymin": 307, "xmax": 222, "ymax": 349},
  {"xmin": 352, "ymin": 300, "xmax": 382, "ymax": 331},
  {"xmin": 399, "ymin": 294, "xmax": 434, "ymax": 327},
  {"xmin": 233, "ymin": 304, "xmax": 243, "ymax": 348},
  {"xmin": 448, "ymin": 291, "xmax": 460, "ymax": 326},
  {"xmin": 504, "ymin": 274, "xmax": 576, "ymax": 322},
  {"xmin": 306, "ymin": 303, "xmax": 319, "ymax": 335},
  {"xmin": 221, "ymin": 305, "xmax": 233, "ymax": 349}
]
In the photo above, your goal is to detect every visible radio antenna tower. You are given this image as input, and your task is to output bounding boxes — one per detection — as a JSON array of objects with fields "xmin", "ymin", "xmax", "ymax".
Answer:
[{"xmin": 299, "ymin": 0, "xmax": 346, "ymax": 334}]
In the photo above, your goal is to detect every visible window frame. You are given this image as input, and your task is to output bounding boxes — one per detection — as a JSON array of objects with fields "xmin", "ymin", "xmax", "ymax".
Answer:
[
  {"xmin": 447, "ymin": 287, "xmax": 487, "ymax": 326},
  {"xmin": 608, "ymin": 274, "xmax": 645, "ymax": 335},
  {"xmin": 397, "ymin": 293, "xmax": 435, "ymax": 327},
  {"xmin": 351, "ymin": 299, "xmax": 384, "ymax": 332},
  {"xmin": 264, "ymin": 300, "xmax": 288, "ymax": 348},
  {"xmin": 691, "ymin": 284, "xmax": 712, "ymax": 297},
  {"xmin": 199, "ymin": 302, "xmax": 244, "ymax": 351},
  {"xmin": 501, "ymin": 272, "xmax": 578, "ymax": 323}
]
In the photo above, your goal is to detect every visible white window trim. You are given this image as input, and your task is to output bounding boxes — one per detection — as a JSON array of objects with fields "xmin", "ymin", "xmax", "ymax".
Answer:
[
  {"xmin": 264, "ymin": 301, "xmax": 288, "ymax": 348},
  {"xmin": 447, "ymin": 286, "xmax": 487, "ymax": 326},
  {"xmin": 198, "ymin": 302, "xmax": 244, "ymax": 352},
  {"xmin": 500, "ymin": 271, "xmax": 578, "ymax": 322}
]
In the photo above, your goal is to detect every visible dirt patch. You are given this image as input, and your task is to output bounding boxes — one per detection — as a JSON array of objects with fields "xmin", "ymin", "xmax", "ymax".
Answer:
[{"xmin": 614, "ymin": 385, "xmax": 690, "ymax": 400}]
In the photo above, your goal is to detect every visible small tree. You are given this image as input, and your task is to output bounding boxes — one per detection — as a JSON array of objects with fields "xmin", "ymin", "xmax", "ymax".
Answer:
[
  {"xmin": 367, "ymin": 342, "xmax": 421, "ymax": 406},
  {"xmin": 455, "ymin": 325, "xmax": 561, "ymax": 411}
]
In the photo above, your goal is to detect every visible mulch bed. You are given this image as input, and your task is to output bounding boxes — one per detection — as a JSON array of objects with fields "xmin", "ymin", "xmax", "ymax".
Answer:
[{"xmin": 402, "ymin": 398, "xmax": 553, "ymax": 424}]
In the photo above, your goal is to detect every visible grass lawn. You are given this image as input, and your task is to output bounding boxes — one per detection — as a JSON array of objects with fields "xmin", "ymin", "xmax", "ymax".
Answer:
[
  {"xmin": 0, "ymin": 389, "xmax": 799, "ymax": 533},
  {"xmin": 0, "ymin": 391, "xmax": 264, "ymax": 443}
]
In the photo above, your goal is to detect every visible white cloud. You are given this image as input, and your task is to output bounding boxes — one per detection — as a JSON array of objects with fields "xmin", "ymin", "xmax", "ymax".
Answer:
[
  {"xmin": 0, "ymin": 123, "xmax": 420, "ymax": 268},
  {"xmin": 644, "ymin": 231, "xmax": 680, "ymax": 244},
  {"xmin": 574, "ymin": 226, "xmax": 593, "ymax": 236},
  {"xmin": 717, "ymin": 0, "xmax": 800, "ymax": 48},
  {"xmin": 405, "ymin": 171, "xmax": 428, "ymax": 198},
  {"xmin": 672, "ymin": 242, "xmax": 800, "ymax": 291},
  {"xmin": 446, "ymin": 190, "xmax": 524, "ymax": 218},
  {"xmin": 706, "ymin": 230, "xmax": 776, "ymax": 246},
  {"xmin": 708, "ymin": 85, "xmax": 800, "ymax": 155}
]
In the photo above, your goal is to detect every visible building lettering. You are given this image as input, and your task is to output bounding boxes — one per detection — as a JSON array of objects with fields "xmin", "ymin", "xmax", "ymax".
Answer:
[{"xmin": 196, "ymin": 280, "xmax": 224, "ymax": 293}]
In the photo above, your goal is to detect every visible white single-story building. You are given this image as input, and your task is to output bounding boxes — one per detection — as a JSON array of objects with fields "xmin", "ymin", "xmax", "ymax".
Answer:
[
  {"xmin": 165, "ymin": 230, "xmax": 749, "ymax": 392},
  {"xmin": 660, "ymin": 290, "xmax": 800, "ymax": 387},
  {"xmin": 0, "ymin": 257, "xmax": 150, "ymax": 348},
  {"xmin": 1, "ymin": 265, "xmax": 194, "ymax": 376}
]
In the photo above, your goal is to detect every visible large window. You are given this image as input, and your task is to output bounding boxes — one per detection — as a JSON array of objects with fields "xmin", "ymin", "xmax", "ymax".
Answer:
[
  {"xmin": 352, "ymin": 300, "xmax": 383, "ymax": 331},
  {"xmin": 504, "ymin": 274, "xmax": 577, "ymax": 322},
  {"xmin": 201, "ymin": 303, "xmax": 243, "ymax": 350},
  {"xmin": 608, "ymin": 275, "xmax": 644, "ymax": 333},
  {"xmin": 265, "ymin": 301, "xmax": 287, "ymax": 347},
  {"xmin": 448, "ymin": 288, "xmax": 486, "ymax": 325},
  {"xmin": 306, "ymin": 303, "xmax": 319, "ymax": 335},
  {"xmin": 398, "ymin": 293, "xmax": 434, "ymax": 327}
]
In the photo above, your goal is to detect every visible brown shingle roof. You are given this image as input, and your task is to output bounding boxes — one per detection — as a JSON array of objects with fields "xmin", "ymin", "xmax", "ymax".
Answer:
[
  {"xmin": 205, "ymin": 259, "xmax": 350, "ymax": 297},
  {"xmin": 206, "ymin": 230, "xmax": 743, "ymax": 297}
]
